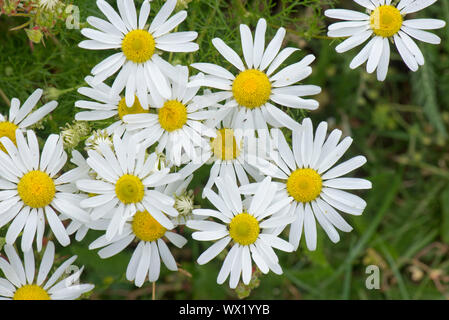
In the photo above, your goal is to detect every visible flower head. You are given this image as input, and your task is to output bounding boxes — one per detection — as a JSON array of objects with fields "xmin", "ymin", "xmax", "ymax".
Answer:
[
  {"xmin": 187, "ymin": 176, "xmax": 295, "ymax": 288},
  {"xmin": 325, "ymin": 0, "xmax": 446, "ymax": 80},
  {"xmin": 76, "ymin": 134, "xmax": 182, "ymax": 240},
  {"xmin": 79, "ymin": 0, "xmax": 199, "ymax": 107},
  {"xmin": 190, "ymin": 18, "xmax": 321, "ymax": 131},
  {"xmin": 0, "ymin": 130, "xmax": 90, "ymax": 252},
  {"xmin": 250, "ymin": 118, "xmax": 372, "ymax": 251},
  {"xmin": 0, "ymin": 242, "xmax": 94, "ymax": 300}
]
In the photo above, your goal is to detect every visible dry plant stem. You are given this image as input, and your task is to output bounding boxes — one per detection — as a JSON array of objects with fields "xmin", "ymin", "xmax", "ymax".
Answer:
[
  {"xmin": 411, "ymin": 242, "xmax": 449, "ymax": 298},
  {"xmin": 178, "ymin": 267, "xmax": 192, "ymax": 278},
  {"xmin": 152, "ymin": 282, "xmax": 156, "ymax": 300},
  {"xmin": 0, "ymin": 88, "xmax": 10, "ymax": 106}
]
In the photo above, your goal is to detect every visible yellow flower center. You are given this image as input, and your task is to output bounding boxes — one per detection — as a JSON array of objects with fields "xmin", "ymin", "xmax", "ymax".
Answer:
[
  {"xmin": 158, "ymin": 100, "xmax": 188, "ymax": 132},
  {"xmin": 115, "ymin": 174, "xmax": 144, "ymax": 204},
  {"xmin": 117, "ymin": 97, "xmax": 148, "ymax": 120},
  {"xmin": 370, "ymin": 5, "xmax": 403, "ymax": 38},
  {"xmin": 232, "ymin": 69, "xmax": 271, "ymax": 109},
  {"xmin": 13, "ymin": 285, "xmax": 50, "ymax": 300},
  {"xmin": 17, "ymin": 171, "xmax": 56, "ymax": 208},
  {"xmin": 0, "ymin": 121, "xmax": 18, "ymax": 152},
  {"xmin": 121, "ymin": 29, "xmax": 155, "ymax": 63},
  {"xmin": 286, "ymin": 168, "xmax": 322, "ymax": 203},
  {"xmin": 132, "ymin": 210, "xmax": 166, "ymax": 242},
  {"xmin": 211, "ymin": 128, "xmax": 240, "ymax": 161},
  {"xmin": 229, "ymin": 213, "xmax": 260, "ymax": 246}
]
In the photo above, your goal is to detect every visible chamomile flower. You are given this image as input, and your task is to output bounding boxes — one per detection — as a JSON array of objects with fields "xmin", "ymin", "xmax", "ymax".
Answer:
[
  {"xmin": 76, "ymin": 134, "xmax": 181, "ymax": 241},
  {"xmin": 80, "ymin": 0, "xmax": 199, "ymax": 107},
  {"xmin": 190, "ymin": 18, "xmax": 321, "ymax": 131},
  {"xmin": 325, "ymin": 0, "xmax": 446, "ymax": 81},
  {"xmin": 0, "ymin": 88, "xmax": 57, "ymax": 152},
  {"xmin": 0, "ymin": 242, "xmax": 94, "ymax": 300},
  {"xmin": 60, "ymin": 121, "xmax": 90, "ymax": 149},
  {"xmin": 187, "ymin": 176, "xmax": 295, "ymax": 289},
  {"xmin": 75, "ymin": 76, "xmax": 149, "ymax": 137},
  {"xmin": 89, "ymin": 202, "xmax": 187, "ymax": 287},
  {"xmin": 246, "ymin": 118, "xmax": 371, "ymax": 251},
  {"xmin": 123, "ymin": 66, "xmax": 216, "ymax": 166},
  {"xmin": 178, "ymin": 110, "xmax": 281, "ymax": 195},
  {"xmin": 85, "ymin": 129, "xmax": 114, "ymax": 153},
  {"xmin": 159, "ymin": 174, "xmax": 205, "ymax": 225},
  {"xmin": 0, "ymin": 130, "xmax": 90, "ymax": 252}
]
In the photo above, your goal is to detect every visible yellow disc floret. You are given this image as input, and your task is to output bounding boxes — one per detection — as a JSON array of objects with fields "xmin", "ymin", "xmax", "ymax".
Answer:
[
  {"xmin": 117, "ymin": 97, "xmax": 148, "ymax": 120},
  {"xmin": 232, "ymin": 69, "xmax": 271, "ymax": 109},
  {"xmin": 121, "ymin": 29, "xmax": 155, "ymax": 63},
  {"xmin": 158, "ymin": 100, "xmax": 188, "ymax": 132},
  {"xmin": 286, "ymin": 168, "xmax": 322, "ymax": 203},
  {"xmin": 132, "ymin": 210, "xmax": 166, "ymax": 242},
  {"xmin": 13, "ymin": 285, "xmax": 50, "ymax": 300},
  {"xmin": 17, "ymin": 170, "xmax": 56, "ymax": 208},
  {"xmin": 0, "ymin": 121, "xmax": 18, "ymax": 152},
  {"xmin": 229, "ymin": 212, "xmax": 260, "ymax": 246},
  {"xmin": 115, "ymin": 174, "xmax": 144, "ymax": 204},
  {"xmin": 370, "ymin": 5, "xmax": 403, "ymax": 38},
  {"xmin": 211, "ymin": 128, "xmax": 240, "ymax": 161}
]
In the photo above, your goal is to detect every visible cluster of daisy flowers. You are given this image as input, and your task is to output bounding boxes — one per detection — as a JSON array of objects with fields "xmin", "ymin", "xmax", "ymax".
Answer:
[{"xmin": 0, "ymin": 0, "xmax": 444, "ymax": 299}]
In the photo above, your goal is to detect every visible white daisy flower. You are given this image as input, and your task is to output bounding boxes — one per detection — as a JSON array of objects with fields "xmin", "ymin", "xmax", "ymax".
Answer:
[
  {"xmin": 245, "ymin": 118, "xmax": 372, "ymax": 251},
  {"xmin": 0, "ymin": 242, "xmax": 94, "ymax": 300},
  {"xmin": 88, "ymin": 204, "xmax": 187, "ymax": 287},
  {"xmin": 123, "ymin": 65, "xmax": 216, "ymax": 166},
  {"xmin": 76, "ymin": 134, "xmax": 182, "ymax": 241},
  {"xmin": 80, "ymin": 0, "xmax": 199, "ymax": 107},
  {"xmin": 178, "ymin": 109, "xmax": 282, "ymax": 195},
  {"xmin": 187, "ymin": 176, "xmax": 295, "ymax": 289},
  {"xmin": 0, "ymin": 88, "xmax": 57, "ymax": 152},
  {"xmin": 75, "ymin": 76, "xmax": 149, "ymax": 137},
  {"xmin": 0, "ymin": 130, "xmax": 90, "ymax": 252},
  {"xmin": 325, "ymin": 0, "xmax": 446, "ymax": 81},
  {"xmin": 189, "ymin": 18, "xmax": 321, "ymax": 131}
]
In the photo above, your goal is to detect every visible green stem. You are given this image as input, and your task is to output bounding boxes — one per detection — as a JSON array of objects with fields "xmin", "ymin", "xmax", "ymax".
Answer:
[
  {"xmin": 9, "ymin": 20, "xmax": 31, "ymax": 31},
  {"xmin": 232, "ymin": 0, "xmax": 248, "ymax": 18},
  {"xmin": 196, "ymin": 0, "xmax": 220, "ymax": 47}
]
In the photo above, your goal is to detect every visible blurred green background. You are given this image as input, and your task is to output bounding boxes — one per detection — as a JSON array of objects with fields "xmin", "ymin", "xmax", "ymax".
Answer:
[{"xmin": 1, "ymin": 0, "xmax": 449, "ymax": 299}]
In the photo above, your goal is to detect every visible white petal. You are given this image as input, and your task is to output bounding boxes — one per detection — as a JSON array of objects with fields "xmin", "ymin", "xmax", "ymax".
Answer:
[
  {"xmin": 149, "ymin": 0, "xmax": 176, "ymax": 33},
  {"xmin": 335, "ymin": 30, "xmax": 372, "ymax": 53},
  {"xmin": 37, "ymin": 241, "xmax": 55, "ymax": 285},
  {"xmin": 325, "ymin": 9, "xmax": 370, "ymax": 21},
  {"xmin": 240, "ymin": 24, "xmax": 254, "ymax": 69},
  {"xmin": 252, "ymin": 18, "xmax": 267, "ymax": 69},
  {"xmin": 401, "ymin": 25, "xmax": 441, "ymax": 45},
  {"xmin": 212, "ymin": 38, "xmax": 245, "ymax": 71},
  {"xmin": 197, "ymin": 236, "xmax": 231, "ymax": 265},
  {"xmin": 403, "ymin": 19, "xmax": 446, "ymax": 30},
  {"xmin": 304, "ymin": 203, "xmax": 317, "ymax": 251},
  {"xmin": 157, "ymin": 239, "xmax": 177, "ymax": 271},
  {"xmin": 260, "ymin": 27, "xmax": 286, "ymax": 71},
  {"xmin": 366, "ymin": 36, "xmax": 384, "ymax": 74},
  {"xmin": 394, "ymin": 34, "xmax": 418, "ymax": 71}
]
